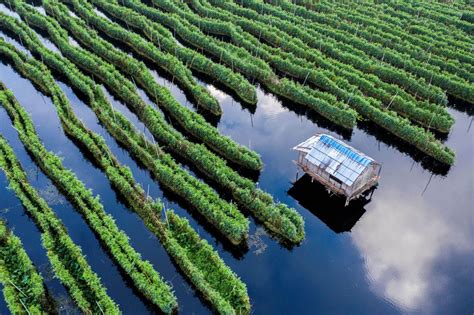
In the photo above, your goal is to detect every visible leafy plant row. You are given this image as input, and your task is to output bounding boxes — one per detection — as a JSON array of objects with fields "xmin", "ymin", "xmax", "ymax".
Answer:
[
  {"xmin": 291, "ymin": 0, "xmax": 474, "ymax": 67},
  {"xmin": 0, "ymin": 43, "xmax": 178, "ymax": 313},
  {"xmin": 0, "ymin": 218, "xmax": 52, "ymax": 314},
  {"xmin": 244, "ymin": 0, "xmax": 473, "ymax": 90},
  {"xmin": 166, "ymin": 0, "xmax": 455, "ymax": 164},
  {"xmin": 7, "ymin": 0, "xmax": 295, "ymax": 243},
  {"xmin": 163, "ymin": 210, "xmax": 250, "ymax": 315},
  {"xmin": 203, "ymin": 0, "xmax": 449, "ymax": 106},
  {"xmin": 331, "ymin": 1, "xmax": 473, "ymax": 55},
  {"xmin": 64, "ymin": 0, "xmax": 222, "ymax": 116},
  {"xmin": 105, "ymin": 0, "xmax": 358, "ymax": 129},
  {"xmin": 0, "ymin": 25, "xmax": 250, "ymax": 314},
  {"xmin": 44, "ymin": 0, "xmax": 249, "ymax": 244},
  {"xmin": 338, "ymin": 1, "xmax": 473, "ymax": 47},
  {"xmin": 378, "ymin": 1, "xmax": 473, "ymax": 35},
  {"xmin": 268, "ymin": 0, "xmax": 474, "ymax": 74},
  {"xmin": 83, "ymin": 1, "xmax": 257, "ymax": 107},
  {"xmin": 49, "ymin": 0, "xmax": 263, "ymax": 171},
  {"xmin": 2, "ymin": 8, "xmax": 249, "ymax": 246},
  {"xmin": 0, "ymin": 82, "xmax": 120, "ymax": 314},
  {"xmin": 179, "ymin": 0, "xmax": 454, "ymax": 132},
  {"xmin": 77, "ymin": 0, "xmax": 306, "ymax": 244}
]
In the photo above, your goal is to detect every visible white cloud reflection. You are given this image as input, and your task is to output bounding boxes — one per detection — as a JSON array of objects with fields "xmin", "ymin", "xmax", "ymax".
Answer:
[
  {"xmin": 257, "ymin": 89, "xmax": 288, "ymax": 117},
  {"xmin": 207, "ymin": 85, "xmax": 231, "ymax": 103},
  {"xmin": 351, "ymin": 177, "xmax": 473, "ymax": 312}
]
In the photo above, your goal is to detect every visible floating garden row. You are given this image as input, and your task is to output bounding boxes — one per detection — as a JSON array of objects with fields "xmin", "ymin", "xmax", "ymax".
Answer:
[
  {"xmin": 66, "ymin": 0, "xmax": 307, "ymax": 244},
  {"xmin": 269, "ymin": 0, "xmax": 474, "ymax": 73},
  {"xmin": 8, "ymin": 0, "xmax": 304, "ymax": 245},
  {"xmin": 202, "ymin": 0, "xmax": 449, "ymax": 106},
  {"xmin": 0, "ymin": 44, "xmax": 178, "ymax": 312},
  {"xmin": 325, "ymin": 0, "xmax": 473, "ymax": 55},
  {"xmin": 380, "ymin": 1, "xmax": 473, "ymax": 34},
  {"xmin": 0, "ymin": 26, "xmax": 250, "ymax": 313},
  {"xmin": 79, "ymin": 0, "xmax": 258, "ymax": 107},
  {"xmin": 0, "ymin": 81, "xmax": 119, "ymax": 314},
  {"xmin": 162, "ymin": 0, "xmax": 455, "ymax": 164},
  {"xmin": 107, "ymin": 0, "xmax": 358, "ymax": 129},
  {"xmin": 0, "ymin": 218, "xmax": 52, "ymax": 314},
  {"xmin": 41, "ymin": 0, "xmax": 249, "ymax": 245},
  {"xmin": 241, "ymin": 0, "xmax": 473, "ymax": 88},
  {"xmin": 291, "ymin": 0, "xmax": 473, "ymax": 66},
  {"xmin": 176, "ymin": 0, "xmax": 454, "ymax": 133},
  {"xmin": 48, "ymin": 0, "xmax": 262, "ymax": 171}
]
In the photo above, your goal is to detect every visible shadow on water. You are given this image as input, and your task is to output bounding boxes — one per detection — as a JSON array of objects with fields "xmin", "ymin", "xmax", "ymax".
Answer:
[
  {"xmin": 288, "ymin": 174, "xmax": 369, "ymax": 233},
  {"xmin": 261, "ymin": 85, "xmax": 354, "ymax": 141},
  {"xmin": 447, "ymin": 95, "xmax": 474, "ymax": 116},
  {"xmin": 357, "ymin": 119, "xmax": 451, "ymax": 176}
]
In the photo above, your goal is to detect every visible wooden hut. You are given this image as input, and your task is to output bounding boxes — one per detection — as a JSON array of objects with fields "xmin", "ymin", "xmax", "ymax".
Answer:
[{"xmin": 293, "ymin": 134, "xmax": 381, "ymax": 205}]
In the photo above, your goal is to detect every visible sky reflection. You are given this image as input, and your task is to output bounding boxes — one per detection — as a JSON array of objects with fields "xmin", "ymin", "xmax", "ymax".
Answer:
[
  {"xmin": 351, "ymin": 109, "xmax": 474, "ymax": 313},
  {"xmin": 212, "ymin": 80, "xmax": 473, "ymax": 314}
]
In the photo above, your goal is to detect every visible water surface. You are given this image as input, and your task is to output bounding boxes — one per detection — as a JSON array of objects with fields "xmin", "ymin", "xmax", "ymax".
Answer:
[{"xmin": 0, "ymin": 16, "xmax": 473, "ymax": 315}]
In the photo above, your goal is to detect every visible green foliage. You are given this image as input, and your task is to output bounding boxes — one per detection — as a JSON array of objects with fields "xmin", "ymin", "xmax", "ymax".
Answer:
[
  {"xmin": 162, "ymin": 211, "xmax": 250, "ymax": 315},
  {"xmin": 0, "ymin": 42, "xmax": 177, "ymax": 313},
  {"xmin": 45, "ymin": 0, "xmax": 261, "ymax": 172},
  {"xmin": 0, "ymin": 219, "xmax": 51, "ymax": 314},
  {"xmin": 3, "ymin": 0, "xmax": 304, "ymax": 243},
  {"xmin": 160, "ymin": 0, "xmax": 455, "ymax": 164},
  {"xmin": 225, "ymin": 0, "xmax": 473, "ymax": 103},
  {"xmin": 0, "ymin": 107, "xmax": 118, "ymax": 313},
  {"xmin": 81, "ymin": 0, "xmax": 257, "ymax": 107},
  {"xmin": 15, "ymin": 0, "xmax": 249, "ymax": 245},
  {"xmin": 267, "ymin": 0, "xmax": 474, "ymax": 83},
  {"xmin": 292, "ymin": 1, "xmax": 473, "ymax": 64},
  {"xmin": 196, "ymin": 0, "xmax": 448, "ymax": 105},
  {"xmin": 0, "ymin": 8, "xmax": 251, "ymax": 311},
  {"xmin": 115, "ymin": 0, "xmax": 358, "ymax": 129}
]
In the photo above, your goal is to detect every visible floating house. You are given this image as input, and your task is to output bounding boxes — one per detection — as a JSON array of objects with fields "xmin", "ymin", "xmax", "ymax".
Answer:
[{"xmin": 293, "ymin": 134, "xmax": 381, "ymax": 205}]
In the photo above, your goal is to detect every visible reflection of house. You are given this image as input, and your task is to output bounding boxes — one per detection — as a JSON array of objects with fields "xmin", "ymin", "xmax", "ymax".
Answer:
[
  {"xmin": 293, "ymin": 134, "xmax": 381, "ymax": 205},
  {"xmin": 288, "ymin": 175, "xmax": 370, "ymax": 233}
]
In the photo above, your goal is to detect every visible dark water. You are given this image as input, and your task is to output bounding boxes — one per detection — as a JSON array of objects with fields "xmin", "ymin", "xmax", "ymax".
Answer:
[{"xmin": 0, "ymin": 18, "xmax": 473, "ymax": 315}]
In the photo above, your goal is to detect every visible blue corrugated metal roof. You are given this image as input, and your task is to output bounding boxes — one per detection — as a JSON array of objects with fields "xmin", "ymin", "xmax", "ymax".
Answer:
[
  {"xmin": 319, "ymin": 135, "xmax": 372, "ymax": 167},
  {"xmin": 302, "ymin": 135, "xmax": 374, "ymax": 187}
]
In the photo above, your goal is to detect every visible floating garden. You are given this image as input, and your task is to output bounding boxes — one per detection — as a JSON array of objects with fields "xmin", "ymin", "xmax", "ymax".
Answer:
[{"xmin": 0, "ymin": 0, "xmax": 471, "ymax": 313}]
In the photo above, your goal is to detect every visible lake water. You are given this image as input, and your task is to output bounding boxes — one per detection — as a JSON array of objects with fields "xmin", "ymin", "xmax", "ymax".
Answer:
[{"xmin": 0, "ymin": 15, "xmax": 473, "ymax": 315}]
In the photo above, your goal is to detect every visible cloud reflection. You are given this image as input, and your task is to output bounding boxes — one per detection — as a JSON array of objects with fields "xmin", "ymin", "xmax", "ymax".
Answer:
[
  {"xmin": 351, "ymin": 176, "xmax": 473, "ymax": 312},
  {"xmin": 207, "ymin": 85, "xmax": 231, "ymax": 103}
]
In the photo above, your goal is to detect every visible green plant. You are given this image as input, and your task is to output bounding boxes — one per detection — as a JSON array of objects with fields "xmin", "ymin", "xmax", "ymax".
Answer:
[{"xmin": 0, "ymin": 219, "xmax": 52, "ymax": 314}]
